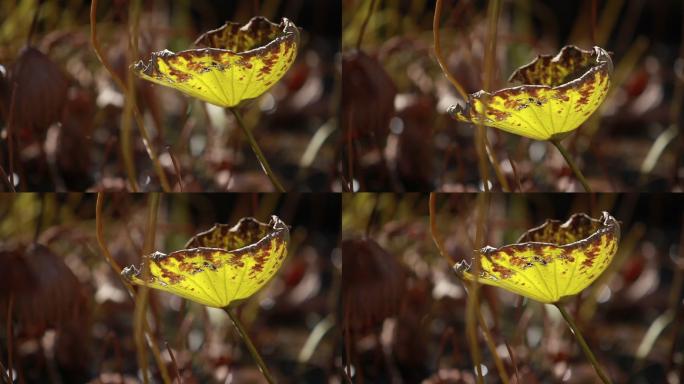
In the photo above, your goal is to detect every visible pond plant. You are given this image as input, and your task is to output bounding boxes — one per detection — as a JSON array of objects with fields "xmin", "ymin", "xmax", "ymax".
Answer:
[
  {"xmin": 456, "ymin": 212, "xmax": 620, "ymax": 383},
  {"xmin": 132, "ymin": 17, "xmax": 300, "ymax": 192},
  {"xmin": 122, "ymin": 215, "xmax": 290, "ymax": 384},
  {"xmin": 448, "ymin": 46, "xmax": 613, "ymax": 192}
]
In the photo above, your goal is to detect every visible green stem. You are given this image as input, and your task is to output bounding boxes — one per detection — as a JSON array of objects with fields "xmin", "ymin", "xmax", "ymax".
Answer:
[
  {"xmin": 555, "ymin": 304, "xmax": 612, "ymax": 384},
  {"xmin": 223, "ymin": 307, "xmax": 276, "ymax": 384},
  {"xmin": 230, "ymin": 108, "xmax": 286, "ymax": 192},
  {"xmin": 550, "ymin": 139, "xmax": 592, "ymax": 192}
]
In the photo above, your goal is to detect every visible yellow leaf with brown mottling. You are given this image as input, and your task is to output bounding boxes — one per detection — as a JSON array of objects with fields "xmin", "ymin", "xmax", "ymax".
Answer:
[
  {"xmin": 122, "ymin": 216, "xmax": 289, "ymax": 308},
  {"xmin": 132, "ymin": 17, "xmax": 299, "ymax": 108},
  {"xmin": 448, "ymin": 46, "xmax": 612, "ymax": 141},
  {"xmin": 455, "ymin": 212, "xmax": 620, "ymax": 303}
]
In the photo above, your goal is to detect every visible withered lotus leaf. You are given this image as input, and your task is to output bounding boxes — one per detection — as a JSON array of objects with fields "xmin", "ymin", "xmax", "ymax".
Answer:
[
  {"xmin": 342, "ymin": 238, "xmax": 406, "ymax": 334},
  {"xmin": 9, "ymin": 47, "xmax": 68, "ymax": 138},
  {"xmin": 122, "ymin": 216, "xmax": 289, "ymax": 308},
  {"xmin": 455, "ymin": 212, "xmax": 620, "ymax": 303},
  {"xmin": 448, "ymin": 45, "xmax": 613, "ymax": 141},
  {"xmin": 132, "ymin": 17, "xmax": 299, "ymax": 108},
  {"xmin": 342, "ymin": 50, "xmax": 397, "ymax": 141},
  {"xmin": 0, "ymin": 244, "xmax": 86, "ymax": 335}
]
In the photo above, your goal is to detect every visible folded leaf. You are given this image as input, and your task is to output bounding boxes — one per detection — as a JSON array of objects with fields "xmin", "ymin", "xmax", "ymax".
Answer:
[
  {"xmin": 455, "ymin": 212, "xmax": 620, "ymax": 303},
  {"xmin": 448, "ymin": 46, "xmax": 612, "ymax": 141},
  {"xmin": 122, "ymin": 216, "xmax": 289, "ymax": 308},
  {"xmin": 132, "ymin": 17, "xmax": 299, "ymax": 108}
]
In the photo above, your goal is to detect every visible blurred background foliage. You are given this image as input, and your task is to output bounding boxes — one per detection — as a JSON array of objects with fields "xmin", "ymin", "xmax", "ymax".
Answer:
[
  {"xmin": 0, "ymin": 193, "xmax": 341, "ymax": 383},
  {"xmin": 342, "ymin": 192, "xmax": 684, "ymax": 383},
  {"xmin": 341, "ymin": 0, "xmax": 684, "ymax": 192},
  {"xmin": 0, "ymin": 0, "xmax": 340, "ymax": 192}
]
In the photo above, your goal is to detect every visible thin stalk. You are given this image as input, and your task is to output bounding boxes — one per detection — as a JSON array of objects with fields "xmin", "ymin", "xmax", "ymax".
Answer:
[
  {"xmin": 120, "ymin": 0, "xmax": 142, "ymax": 193},
  {"xmin": 475, "ymin": 308, "xmax": 510, "ymax": 384},
  {"xmin": 229, "ymin": 108, "xmax": 285, "ymax": 192},
  {"xmin": 27, "ymin": 0, "xmax": 44, "ymax": 46},
  {"xmin": 166, "ymin": 146, "xmax": 184, "ymax": 191},
  {"xmin": 550, "ymin": 139, "xmax": 592, "ymax": 192},
  {"xmin": 485, "ymin": 135, "xmax": 511, "ymax": 192},
  {"xmin": 477, "ymin": 0, "xmax": 503, "ymax": 193},
  {"xmin": 91, "ymin": 0, "xmax": 138, "ymax": 190},
  {"xmin": 90, "ymin": 0, "xmax": 171, "ymax": 192},
  {"xmin": 483, "ymin": 0, "xmax": 509, "ymax": 191},
  {"xmin": 223, "ymin": 307, "xmax": 276, "ymax": 384},
  {"xmin": 346, "ymin": 110, "xmax": 354, "ymax": 192},
  {"xmin": 434, "ymin": 0, "xmax": 511, "ymax": 191},
  {"xmin": 356, "ymin": 0, "xmax": 376, "ymax": 50},
  {"xmin": 95, "ymin": 193, "xmax": 124, "ymax": 273},
  {"xmin": 7, "ymin": 85, "xmax": 17, "ymax": 191},
  {"xmin": 95, "ymin": 194, "xmax": 172, "ymax": 384},
  {"xmin": 165, "ymin": 342, "xmax": 182, "ymax": 383},
  {"xmin": 433, "ymin": 0, "xmax": 468, "ymax": 99},
  {"xmin": 429, "ymin": 193, "xmax": 486, "ymax": 384},
  {"xmin": 555, "ymin": 304, "xmax": 612, "ymax": 384},
  {"xmin": 467, "ymin": 193, "xmax": 489, "ymax": 384},
  {"xmin": 0, "ymin": 357, "xmax": 10, "ymax": 384},
  {"xmin": 435, "ymin": 0, "xmax": 491, "ymax": 191},
  {"xmin": 0, "ymin": 167, "xmax": 15, "ymax": 192},
  {"xmin": 428, "ymin": 193, "xmax": 450, "ymax": 265},
  {"xmin": 133, "ymin": 193, "xmax": 160, "ymax": 384},
  {"xmin": 6, "ymin": 293, "xmax": 13, "ymax": 384}
]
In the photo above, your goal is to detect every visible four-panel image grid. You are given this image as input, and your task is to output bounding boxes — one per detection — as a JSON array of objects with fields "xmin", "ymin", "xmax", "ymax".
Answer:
[{"xmin": 0, "ymin": 0, "xmax": 683, "ymax": 383}]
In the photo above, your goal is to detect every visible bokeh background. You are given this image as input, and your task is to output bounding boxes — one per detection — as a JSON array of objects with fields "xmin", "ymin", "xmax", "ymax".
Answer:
[
  {"xmin": 342, "ymin": 0, "xmax": 684, "ymax": 192},
  {"xmin": 0, "ymin": 0, "xmax": 341, "ymax": 192},
  {"xmin": 342, "ymin": 192, "xmax": 684, "ymax": 383},
  {"xmin": 0, "ymin": 193, "xmax": 341, "ymax": 383}
]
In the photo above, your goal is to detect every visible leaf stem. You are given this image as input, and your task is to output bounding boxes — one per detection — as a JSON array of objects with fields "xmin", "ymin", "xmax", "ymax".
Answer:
[
  {"xmin": 551, "ymin": 139, "xmax": 592, "ymax": 192},
  {"xmin": 433, "ymin": 0, "xmax": 468, "ymax": 99},
  {"xmin": 223, "ymin": 307, "xmax": 276, "ymax": 384},
  {"xmin": 230, "ymin": 108, "xmax": 285, "ymax": 192},
  {"xmin": 555, "ymin": 304, "xmax": 613, "ymax": 384},
  {"xmin": 356, "ymin": 0, "xmax": 376, "ymax": 50}
]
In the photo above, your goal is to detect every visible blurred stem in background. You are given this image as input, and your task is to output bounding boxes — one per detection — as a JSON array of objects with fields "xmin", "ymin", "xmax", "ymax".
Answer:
[
  {"xmin": 356, "ymin": 0, "xmax": 376, "ymax": 50},
  {"xmin": 120, "ymin": 0, "xmax": 142, "ymax": 192},
  {"xmin": 433, "ymin": 0, "xmax": 510, "ymax": 191},
  {"xmin": 90, "ymin": 0, "xmax": 172, "ymax": 192},
  {"xmin": 229, "ymin": 108, "xmax": 286, "ymax": 192},
  {"xmin": 133, "ymin": 192, "xmax": 161, "ymax": 384},
  {"xmin": 95, "ymin": 193, "xmax": 172, "ymax": 384},
  {"xmin": 5, "ymin": 294, "xmax": 14, "ymax": 384},
  {"xmin": 429, "ymin": 193, "xmax": 511, "ymax": 384}
]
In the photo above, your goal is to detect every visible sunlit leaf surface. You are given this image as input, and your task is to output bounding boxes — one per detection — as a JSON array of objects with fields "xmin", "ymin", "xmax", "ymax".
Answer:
[
  {"xmin": 122, "ymin": 216, "xmax": 289, "ymax": 308},
  {"xmin": 455, "ymin": 212, "xmax": 620, "ymax": 303},
  {"xmin": 449, "ymin": 46, "xmax": 613, "ymax": 141},
  {"xmin": 132, "ymin": 17, "xmax": 299, "ymax": 107}
]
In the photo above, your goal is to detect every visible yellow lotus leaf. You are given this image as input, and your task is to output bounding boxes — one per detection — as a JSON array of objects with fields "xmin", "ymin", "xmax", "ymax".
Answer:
[
  {"xmin": 448, "ymin": 45, "xmax": 613, "ymax": 141},
  {"xmin": 121, "ymin": 215, "xmax": 289, "ymax": 308},
  {"xmin": 455, "ymin": 212, "xmax": 620, "ymax": 303},
  {"xmin": 132, "ymin": 17, "xmax": 299, "ymax": 108}
]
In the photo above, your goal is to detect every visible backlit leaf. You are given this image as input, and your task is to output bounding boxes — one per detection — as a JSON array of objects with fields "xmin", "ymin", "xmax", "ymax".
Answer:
[
  {"xmin": 455, "ymin": 212, "xmax": 620, "ymax": 303},
  {"xmin": 448, "ymin": 46, "xmax": 613, "ymax": 141},
  {"xmin": 122, "ymin": 215, "xmax": 289, "ymax": 308},
  {"xmin": 132, "ymin": 17, "xmax": 299, "ymax": 108}
]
